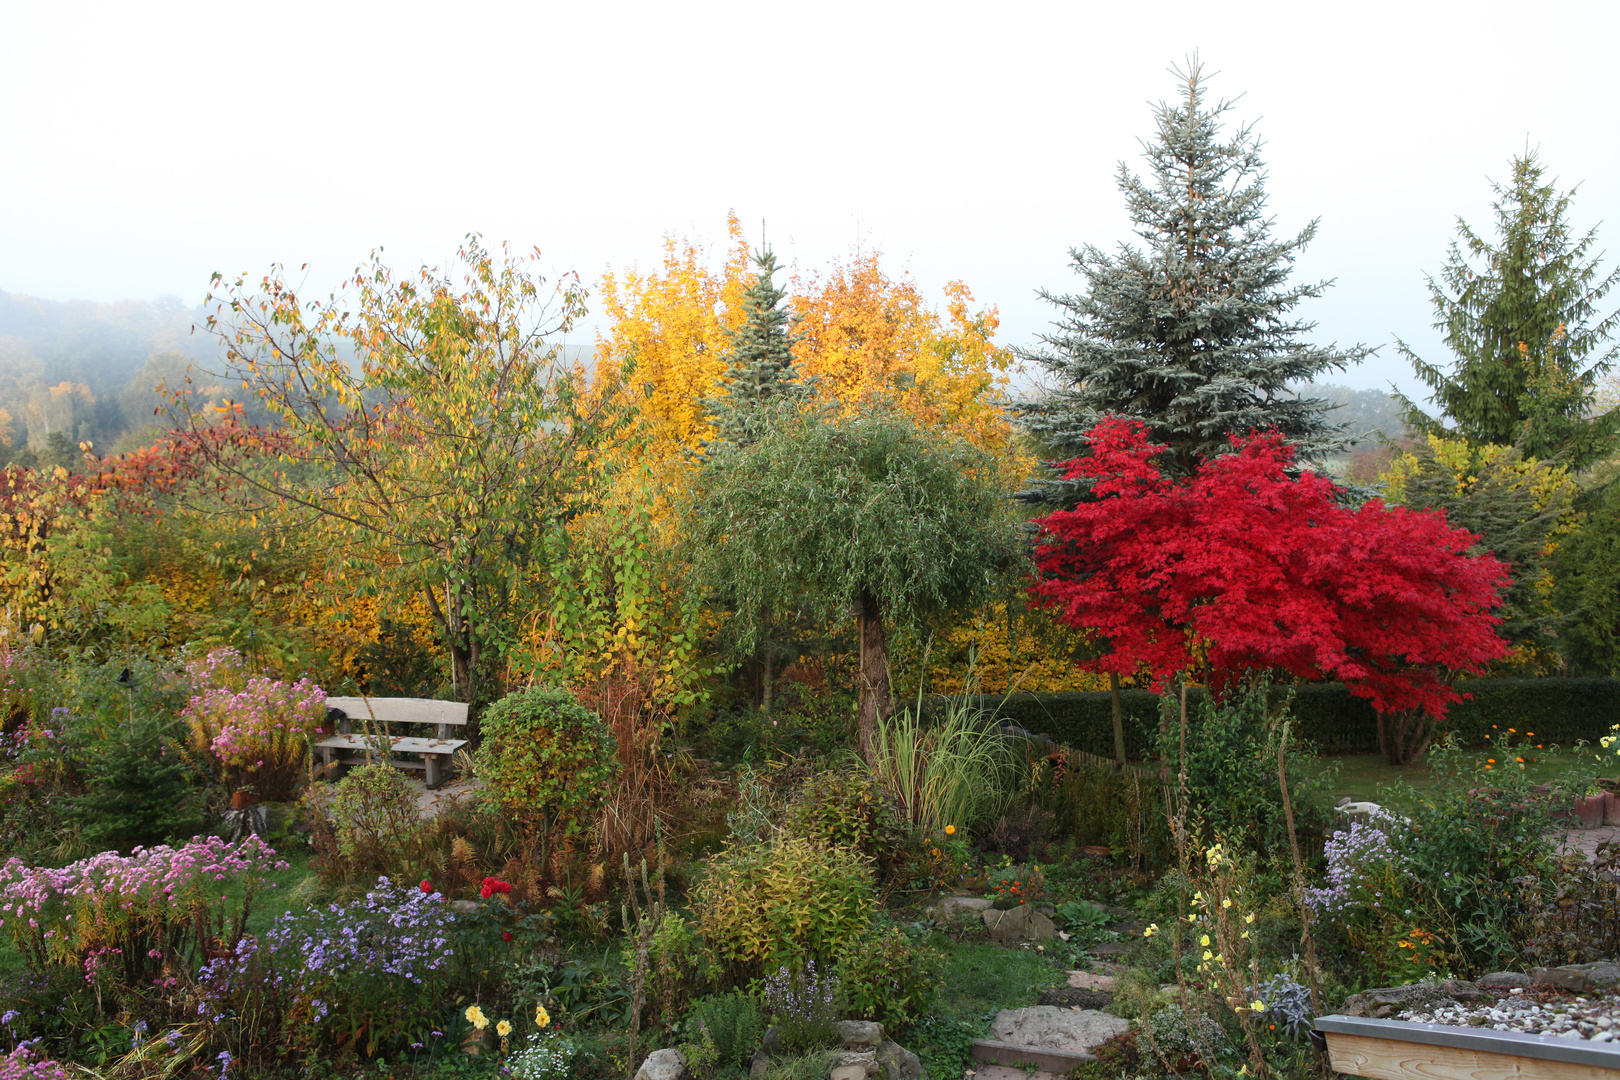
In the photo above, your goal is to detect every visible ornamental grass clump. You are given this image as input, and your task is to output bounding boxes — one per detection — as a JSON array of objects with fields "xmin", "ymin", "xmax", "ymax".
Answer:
[
  {"xmin": 868, "ymin": 691, "xmax": 1021, "ymax": 836},
  {"xmin": 0, "ymin": 834, "xmax": 287, "ymax": 981},
  {"xmin": 182, "ymin": 649, "xmax": 326, "ymax": 801}
]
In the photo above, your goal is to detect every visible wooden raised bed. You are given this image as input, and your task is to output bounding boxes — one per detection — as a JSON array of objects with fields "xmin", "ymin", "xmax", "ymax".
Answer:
[{"xmin": 1316, "ymin": 1014, "xmax": 1620, "ymax": 1080}]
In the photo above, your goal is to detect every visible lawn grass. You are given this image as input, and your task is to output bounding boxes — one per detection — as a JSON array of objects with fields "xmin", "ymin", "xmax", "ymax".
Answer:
[
  {"xmin": 929, "ymin": 939, "xmax": 1068, "ymax": 1024},
  {"xmin": 1304, "ymin": 745, "xmax": 1602, "ymax": 816}
]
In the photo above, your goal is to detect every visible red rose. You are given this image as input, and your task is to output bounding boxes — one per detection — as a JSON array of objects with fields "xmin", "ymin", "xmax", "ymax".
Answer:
[
  {"xmin": 419, "ymin": 880, "xmax": 433, "ymax": 894},
  {"xmin": 502, "ymin": 931, "xmax": 513, "ymax": 942},
  {"xmin": 479, "ymin": 885, "xmax": 493, "ymax": 899}
]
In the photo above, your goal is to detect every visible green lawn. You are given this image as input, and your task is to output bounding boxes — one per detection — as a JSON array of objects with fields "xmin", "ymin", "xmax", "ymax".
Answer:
[
  {"xmin": 929, "ymin": 940, "xmax": 1068, "ymax": 1023},
  {"xmin": 1304, "ymin": 747, "xmax": 1601, "ymax": 816}
]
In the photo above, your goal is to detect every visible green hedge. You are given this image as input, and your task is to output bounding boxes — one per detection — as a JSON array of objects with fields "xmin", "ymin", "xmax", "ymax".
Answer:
[{"xmin": 972, "ymin": 677, "xmax": 1620, "ymax": 758}]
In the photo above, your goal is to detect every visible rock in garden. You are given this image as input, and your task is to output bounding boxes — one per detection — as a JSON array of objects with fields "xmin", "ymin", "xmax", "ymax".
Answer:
[
  {"xmin": 876, "ymin": 1039, "xmax": 923, "ymax": 1080},
  {"xmin": 1532, "ymin": 962, "xmax": 1620, "ymax": 991},
  {"xmin": 834, "ymin": 1020, "xmax": 886, "ymax": 1050},
  {"xmin": 983, "ymin": 904, "xmax": 1057, "ymax": 942},
  {"xmin": 1339, "ymin": 980, "xmax": 1485, "ymax": 1019},
  {"xmin": 991, "ymin": 1006, "xmax": 1129, "ymax": 1051},
  {"xmin": 939, "ymin": 895, "xmax": 991, "ymax": 917},
  {"xmin": 749, "ymin": 1049, "xmax": 770, "ymax": 1079},
  {"xmin": 1039, "ymin": 987, "xmax": 1113, "ymax": 1009},
  {"xmin": 830, "ymin": 1050, "xmax": 877, "ymax": 1078},
  {"xmin": 634, "ymin": 1048, "xmax": 687, "ymax": 1080},
  {"xmin": 1068, "ymin": 970, "xmax": 1119, "ymax": 992},
  {"xmin": 1480, "ymin": 972, "xmax": 1533, "ymax": 989}
]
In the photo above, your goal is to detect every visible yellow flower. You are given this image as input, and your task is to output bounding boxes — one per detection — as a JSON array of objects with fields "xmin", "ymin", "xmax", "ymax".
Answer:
[
  {"xmin": 465, "ymin": 1005, "xmax": 489, "ymax": 1030},
  {"xmin": 496, "ymin": 1020, "xmax": 512, "ymax": 1038},
  {"xmin": 534, "ymin": 1004, "xmax": 550, "ymax": 1028},
  {"xmin": 945, "ymin": 825, "xmax": 956, "ymax": 835},
  {"xmin": 1143, "ymin": 923, "xmax": 1159, "ymax": 938},
  {"xmin": 1221, "ymin": 898, "xmax": 1232, "ymax": 909},
  {"xmin": 1244, "ymin": 912, "xmax": 1254, "ymax": 924},
  {"xmin": 1251, "ymin": 1000, "xmax": 1266, "ymax": 1012},
  {"xmin": 1240, "ymin": 930, "xmax": 1250, "ymax": 940},
  {"xmin": 1199, "ymin": 934, "xmax": 1211, "ymax": 947},
  {"xmin": 1202, "ymin": 950, "xmax": 1214, "ymax": 961}
]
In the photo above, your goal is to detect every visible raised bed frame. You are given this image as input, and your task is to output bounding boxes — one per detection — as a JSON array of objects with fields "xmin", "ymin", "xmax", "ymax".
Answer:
[{"xmin": 1317, "ymin": 1014, "xmax": 1620, "ymax": 1079}]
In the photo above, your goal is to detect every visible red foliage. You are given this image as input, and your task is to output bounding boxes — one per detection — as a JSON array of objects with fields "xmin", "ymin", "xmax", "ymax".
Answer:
[{"xmin": 1030, "ymin": 419, "xmax": 1511, "ymax": 718}]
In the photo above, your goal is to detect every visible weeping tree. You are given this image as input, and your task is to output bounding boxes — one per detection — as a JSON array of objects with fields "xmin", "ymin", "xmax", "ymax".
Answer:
[{"xmin": 687, "ymin": 402, "xmax": 1017, "ymax": 759}]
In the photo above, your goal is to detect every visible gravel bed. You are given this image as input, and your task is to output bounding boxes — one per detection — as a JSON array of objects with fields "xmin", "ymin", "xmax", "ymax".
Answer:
[{"xmin": 1399, "ymin": 989, "xmax": 1620, "ymax": 1041}]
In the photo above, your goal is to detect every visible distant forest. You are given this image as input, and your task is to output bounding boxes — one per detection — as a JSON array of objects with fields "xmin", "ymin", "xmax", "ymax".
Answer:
[{"xmin": 0, "ymin": 290, "xmax": 228, "ymax": 470}]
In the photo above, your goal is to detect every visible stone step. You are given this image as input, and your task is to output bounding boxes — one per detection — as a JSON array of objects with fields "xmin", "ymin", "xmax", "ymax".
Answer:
[{"xmin": 970, "ymin": 1039, "xmax": 1095, "ymax": 1073}]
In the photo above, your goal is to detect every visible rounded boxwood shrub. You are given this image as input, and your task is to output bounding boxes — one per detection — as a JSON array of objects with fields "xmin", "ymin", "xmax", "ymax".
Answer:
[
  {"xmin": 694, "ymin": 835, "xmax": 874, "ymax": 982},
  {"xmin": 473, "ymin": 688, "xmax": 617, "ymax": 841},
  {"xmin": 835, "ymin": 918, "xmax": 943, "ymax": 1027}
]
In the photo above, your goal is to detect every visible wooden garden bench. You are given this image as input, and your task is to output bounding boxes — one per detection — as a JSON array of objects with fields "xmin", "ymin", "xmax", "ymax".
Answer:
[{"xmin": 314, "ymin": 696, "xmax": 469, "ymax": 788}]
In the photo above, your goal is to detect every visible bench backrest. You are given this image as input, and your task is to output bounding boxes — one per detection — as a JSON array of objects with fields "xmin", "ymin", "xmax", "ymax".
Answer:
[{"xmin": 325, "ymin": 697, "xmax": 469, "ymax": 729}]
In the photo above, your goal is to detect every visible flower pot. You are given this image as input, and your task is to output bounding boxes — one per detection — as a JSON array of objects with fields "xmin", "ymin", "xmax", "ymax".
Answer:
[
  {"xmin": 1604, "ymin": 791, "xmax": 1620, "ymax": 827},
  {"xmin": 230, "ymin": 791, "xmax": 260, "ymax": 810},
  {"xmin": 1573, "ymin": 794, "xmax": 1605, "ymax": 829},
  {"xmin": 460, "ymin": 1028, "xmax": 489, "ymax": 1056}
]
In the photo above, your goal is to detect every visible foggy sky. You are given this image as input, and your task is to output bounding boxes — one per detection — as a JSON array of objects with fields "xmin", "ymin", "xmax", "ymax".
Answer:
[{"xmin": 2, "ymin": 0, "xmax": 1616, "ymax": 403}]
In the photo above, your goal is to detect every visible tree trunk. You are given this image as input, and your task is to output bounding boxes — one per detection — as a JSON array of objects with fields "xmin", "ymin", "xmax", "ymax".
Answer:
[
  {"xmin": 855, "ymin": 589, "xmax": 893, "ymax": 763},
  {"xmin": 762, "ymin": 648, "xmax": 775, "ymax": 721},
  {"xmin": 1109, "ymin": 671, "xmax": 1127, "ymax": 764},
  {"xmin": 1377, "ymin": 708, "xmax": 1437, "ymax": 766}
]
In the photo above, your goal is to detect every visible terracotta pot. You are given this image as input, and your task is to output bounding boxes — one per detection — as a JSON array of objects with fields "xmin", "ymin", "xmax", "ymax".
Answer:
[
  {"xmin": 1605, "ymin": 791, "xmax": 1620, "ymax": 827},
  {"xmin": 230, "ymin": 791, "xmax": 259, "ymax": 810},
  {"xmin": 1574, "ymin": 794, "xmax": 1605, "ymax": 829},
  {"xmin": 460, "ymin": 1028, "xmax": 489, "ymax": 1056}
]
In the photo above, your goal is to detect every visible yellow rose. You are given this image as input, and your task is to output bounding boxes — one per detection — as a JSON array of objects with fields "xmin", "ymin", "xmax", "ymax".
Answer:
[
  {"xmin": 465, "ymin": 1005, "xmax": 488, "ymax": 1030},
  {"xmin": 534, "ymin": 1004, "xmax": 551, "ymax": 1028},
  {"xmin": 496, "ymin": 1020, "xmax": 512, "ymax": 1038}
]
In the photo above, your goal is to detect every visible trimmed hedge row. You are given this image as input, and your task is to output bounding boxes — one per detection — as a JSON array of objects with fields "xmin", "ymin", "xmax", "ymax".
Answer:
[{"xmin": 972, "ymin": 677, "xmax": 1620, "ymax": 758}]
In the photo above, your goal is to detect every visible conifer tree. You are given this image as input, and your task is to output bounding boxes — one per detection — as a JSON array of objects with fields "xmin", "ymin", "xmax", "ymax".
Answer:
[
  {"xmin": 1013, "ymin": 59, "xmax": 1365, "ymax": 506},
  {"xmin": 704, "ymin": 247, "xmax": 808, "ymax": 448},
  {"xmin": 1394, "ymin": 152, "xmax": 1620, "ymax": 468}
]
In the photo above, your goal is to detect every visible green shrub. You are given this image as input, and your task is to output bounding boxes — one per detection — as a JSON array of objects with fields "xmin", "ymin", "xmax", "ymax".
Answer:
[
  {"xmin": 833, "ymin": 920, "xmax": 942, "ymax": 1027},
  {"xmin": 976, "ymin": 678, "xmax": 1620, "ymax": 757},
  {"xmin": 474, "ymin": 688, "xmax": 617, "ymax": 841},
  {"xmin": 1037, "ymin": 758, "xmax": 1172, "ymax": 869},
  {"xmin": 643, "ymin": 911, "xmax": 718, "ymax": 1026},
  {"xmin": 694, "ymin": 835, "xmax": 875, "ymax": 981},
  {"xmin": 679, "ymin": 991, "xmax": 766, "ymax": 1077},
  {"xmin": 307, "ymin": 762, "xmax": 428, "ymax": 884},
  {"xmin": 785, "ymin": 770, "xmax": 912, "ymax": 882}
]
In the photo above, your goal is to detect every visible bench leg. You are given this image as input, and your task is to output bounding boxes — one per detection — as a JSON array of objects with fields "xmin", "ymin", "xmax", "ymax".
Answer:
[
  {"xmin": 321, "ymin": 746, "xmax": 334, "ymax": 778},
  {"xmin": 425, "ymin": 755, "xmax": 441, "ymax": 789}
]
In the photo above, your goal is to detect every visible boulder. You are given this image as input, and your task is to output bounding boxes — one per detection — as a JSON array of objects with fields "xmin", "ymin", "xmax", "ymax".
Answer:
[
  {"xmin": 1338, "ymin": 981, "xmax": 1485, "ymax": 1019},
  {"xmin": 939, "ymin": 895, "xmax": 992, "ymax": 917},
  {"xmin": 991, "ymin": 1006, "xmax": 1130, "ymax": 1052},
  {"xmin": 634, "ymin": 1048, "xmax": 687, "ymax": 1080},
  {"xmin": 1479, "ymin": 971, "xmax": 1532, "ymax": 989},
  {"xmin": 834, "ymin": 1020, "xmax": 886, "ymax": 1051},
  {"xmin": 1532, "ymin": 962, "xmax": 1620, "ymax": 991},
  {"xmin": 1067, "ymin": 970, "xmax": 1118, "ymax": 992},
  {"xmin": 983, "ymin": 904, "xmax": 1058, "ymax": 943},
  {"xmin": 877, "ymin": 1039, "xmax": 924, "ymax": 1080},
  {"xmin": 830, "ymin": 1050, "xmax": 877, "ymax": 1078},
  {"xmin": 749, "ymin": 1050, "xmax": 770, "ymax": 1079}
]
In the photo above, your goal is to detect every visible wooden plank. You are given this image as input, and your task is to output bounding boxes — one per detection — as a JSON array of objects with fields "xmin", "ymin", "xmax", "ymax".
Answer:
[
  {"xmin": 325, "ymin": 697, "xmax": 469, "ymax": 726},
  {"xmin": 1326, "ymin": 1031, "xmax": 1620, "ymax": 1080},
  {"xmin": 314, "ymin": 736, "xmax": 465, "ymax": 754}
]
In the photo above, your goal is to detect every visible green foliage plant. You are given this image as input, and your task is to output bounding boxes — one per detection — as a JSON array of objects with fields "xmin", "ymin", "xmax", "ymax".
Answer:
[
  {"xmin": 784, "ymin": 769, "xmax": 911, "ymax": 882},
  {"xmin": 1012, "ymin": 57, "xmax": 1364, "ymax": 506},
  {"xmin": 642, "ymin": 911, "xmax": 719, "ymax": 1027},
  {"xmin": 1395, "ymin": 151, "xmax": 1620, "ymax": 467},
  {"xmin": 679, "ymin": 991, "xmax": 766, "ymax": 1078},
  {"xmin": 692, "ymin": 834, "xmax": 875, "ymax": 982},
  {"xmin": 867, "ymin": 689, "xmax": 1021, "ymax": 836},
  {"xmin": 306, "ymin": 762, "xmax": 429, "ymax": 885},
  {"xmin": 833, "ymin": 919, "xmax": 943, "ymax": 1027},
  {"xmin": 688, "ymin": 400, "xmax": 1017, "ymax": 759},
  {"xmin": 473, "ymin": 687, "xmax": 618, "ymax": 849}
]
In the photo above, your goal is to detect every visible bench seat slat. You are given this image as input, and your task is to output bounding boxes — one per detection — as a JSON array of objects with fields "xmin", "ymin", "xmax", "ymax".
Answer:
[
  {"xmin": 315, "ymin": 736, "xmax": 467, "ymax": 754},
  {"xmin": 325, "ymin": 697, "xmax": 468, "ymax": 726}
]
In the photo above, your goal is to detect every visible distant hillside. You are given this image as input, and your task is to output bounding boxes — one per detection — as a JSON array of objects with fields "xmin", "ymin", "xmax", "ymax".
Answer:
[{"xmin": 1292, "ymin": 382, "xmax": 1410, "ymax": 445}]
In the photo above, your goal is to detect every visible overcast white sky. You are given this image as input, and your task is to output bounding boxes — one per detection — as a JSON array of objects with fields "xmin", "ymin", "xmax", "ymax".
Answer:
[{"xmin": 2, "ymin": 0, "xmax": 1616, "ymax": 401}]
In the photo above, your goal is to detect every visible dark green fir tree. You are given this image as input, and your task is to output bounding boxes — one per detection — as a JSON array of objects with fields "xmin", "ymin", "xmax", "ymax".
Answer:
[
  {"xmin": 704, "ymin": 247, "xmax": 809, "ymax": 449},
  {"xmin": 1013, "ymin": 58, "xmax": 1366, "ymax": 507},
  {"xmin": 1394, "ymin": 151, "xmax": 1620, "ymax": 468}
]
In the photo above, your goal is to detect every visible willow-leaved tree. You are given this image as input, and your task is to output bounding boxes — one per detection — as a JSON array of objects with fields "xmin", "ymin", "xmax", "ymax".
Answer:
[
  {"xmin": 687, "ymin": 402, "xmax": 1017, "ymax": 759},
  {"xmin": 184, "ymin": 238, "xmax": 627, "ymax": 711}
]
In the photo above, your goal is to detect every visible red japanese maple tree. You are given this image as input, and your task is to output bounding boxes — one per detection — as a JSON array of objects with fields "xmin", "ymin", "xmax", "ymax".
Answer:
[{"xmin": 1029, "ymin": 419, "xmax": 1512, "ymax": 763}]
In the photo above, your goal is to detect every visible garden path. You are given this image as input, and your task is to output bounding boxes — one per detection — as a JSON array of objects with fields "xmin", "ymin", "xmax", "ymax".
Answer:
[
  {"xmin": 1556, "ymin": 823, "xmax": 1620, "ymax": 861},
  {"xmin": 404, "ymin": 775, "xmax": 482, "ymax": 817}
]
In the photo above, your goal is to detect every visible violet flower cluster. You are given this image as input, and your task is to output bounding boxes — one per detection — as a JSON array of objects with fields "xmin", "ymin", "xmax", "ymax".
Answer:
[
  {"xmin": 0, "ymin": 1045, "xmax": 70, "ymax": 1080},
  {"xmin": 261, "ymin": 876, "xmax": 457, "ymax": 987},
  {"xmin": 181, "ymin": 648, "xmax": 325, "ymax": 800},
  {"xmin": 1304, "ymin": 814, "xmax": 1408, "ymax": 921}
]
